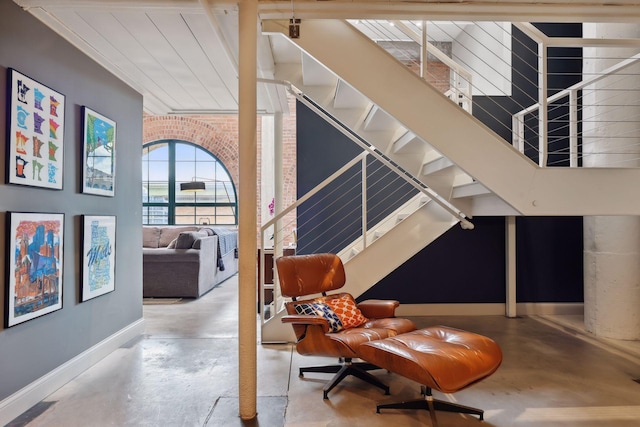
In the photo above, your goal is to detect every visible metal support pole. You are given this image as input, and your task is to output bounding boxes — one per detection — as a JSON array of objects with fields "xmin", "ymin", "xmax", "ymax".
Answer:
[
  {"xmin": 505, "ymin": 216, "xmax": 517, "ymax": 318},
  {"xmin": 421, "ymin": 21, "xmax": 427, "ymax": 79},
  {"xmin": 238, "ymin": 0, "xmax": 257, "ymax": 420},
  {"xmin": 273, "ymin": 111, "xmax": 284, "ymax": 303}
]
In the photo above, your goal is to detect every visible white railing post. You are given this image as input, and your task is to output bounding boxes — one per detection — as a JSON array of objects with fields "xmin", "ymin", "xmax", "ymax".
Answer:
[
  {"xmin": 391, "ymin": 20, "xmax": 473, "ymax": 114},
  {"xmin": 361, "ymin": 154, "xmax": 368, "ymax": 250},
  {"xmin": 512, "ymin": 114, "xmax": 525, "ymax": 154},
  {"xmin": 452, "ymin": 70, "xmax": 460, "ymax": 107},
  {"xmin": 569, "ymin": 89, "xmax": 578, "ymax": 167},
  {"xmin": 465, "ymin": 74, "xmax": 473, "ymax": 114},
  {"xmin": 420, "ymin": 20, "xmax": 427, "ymax": 80},
  {"xmin": 538, "ymin": 41, "xmax": 548, "ymax": 167}
]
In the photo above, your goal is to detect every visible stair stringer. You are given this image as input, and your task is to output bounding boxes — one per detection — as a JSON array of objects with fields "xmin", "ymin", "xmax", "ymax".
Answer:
[
  {"xmin": 339, "ymin": 201, "xmax": 460, "ymax": 300},
  {"xmin": 260, "ymin": 194, "xmax": 456, "ymax": 344},
  {"xmin": 260, "ymin": 307, "xmax": 296, "ymax": 344},
  {"xmin": 264, "ymin": 19, "xmax": 640, "ymax": 216},
  {"xmin": 337, "ymin": 193, "xmax": 430, "ymax": 259}
]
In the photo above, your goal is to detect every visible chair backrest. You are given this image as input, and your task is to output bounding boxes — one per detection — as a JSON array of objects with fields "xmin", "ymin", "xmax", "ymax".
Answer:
[{"xmin": 275, "ymin": 253, "xmax": 346, "ymax": 299}]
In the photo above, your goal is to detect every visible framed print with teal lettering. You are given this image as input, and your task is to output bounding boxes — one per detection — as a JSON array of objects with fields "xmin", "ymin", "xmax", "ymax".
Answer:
[{"xmin": 81, "ymin": 215, "xmax": 116, "ymax": 302}]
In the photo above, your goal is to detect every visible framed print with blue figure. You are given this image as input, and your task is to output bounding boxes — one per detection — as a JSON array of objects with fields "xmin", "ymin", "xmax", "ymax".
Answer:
[{"xmin": 5, "ymin": 212, "xmax": 64, "ymax": 327}]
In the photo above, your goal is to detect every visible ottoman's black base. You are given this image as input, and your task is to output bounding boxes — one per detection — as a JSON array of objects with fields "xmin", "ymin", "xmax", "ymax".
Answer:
[{"xmin": 376, "ymin": 387, "xmax": 483, "ymax": 427}]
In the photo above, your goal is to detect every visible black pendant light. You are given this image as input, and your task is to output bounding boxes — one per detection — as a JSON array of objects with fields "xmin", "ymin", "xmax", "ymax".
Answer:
[{"xmin": 180, "ymin": 181, "xmax": 206, "ymax": 192}]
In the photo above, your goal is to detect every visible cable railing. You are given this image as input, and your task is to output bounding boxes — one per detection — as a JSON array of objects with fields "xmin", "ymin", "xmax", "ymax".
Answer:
[
  {"xmin": 514, "ymin": 52, "xmax": 640, "ymax": 167},
  {"xmin": 350, "ymin": 20, "xmax": 640, "ymax": 168},
  {"xmin": 258, "ymin": 150, "xmax": 422, "ymax": 321},
  {"xmin": 258, "ymin": 81, "xmax": 473, "ymax": 321}
]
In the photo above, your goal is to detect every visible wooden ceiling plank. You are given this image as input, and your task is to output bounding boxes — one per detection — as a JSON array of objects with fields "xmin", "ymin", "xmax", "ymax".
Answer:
[
  {"xmin": 109, "ymin": 10, "xmax": 210, "ymax": 109},
  {"xmin": 182, "ymin": 12, "xmax": 240, "ymax": 107},
  {"xmin": 53, "ymin": 8, "xmax": 182, "ymax": 110},
  {"xmin": 151, "ymin": 11, "xmax": 235, "ymax": 108}
]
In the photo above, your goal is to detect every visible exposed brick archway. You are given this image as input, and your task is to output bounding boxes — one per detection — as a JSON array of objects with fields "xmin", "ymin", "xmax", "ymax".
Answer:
[
  {"xmin": 142, "ymin": 115, "xmax": 239, "ymax": 186},
  {"xmin": 142, "ymin": 109, "xmax": 297, "ymax": 246}
]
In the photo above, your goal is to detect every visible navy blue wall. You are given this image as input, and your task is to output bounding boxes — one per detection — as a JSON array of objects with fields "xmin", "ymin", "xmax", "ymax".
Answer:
[
  {"xmin": 361, "ymin": 216, "xmax": 506, "ymax": 303},
  {"xmin": 296, "ymin": 23, "xmax": 584, "ymax": 304},
  {"xmin": 295, "ymin": 102, "xmax": 417, "ymax": 255},
  {"xmin": 516, "ymin": 216, "xmax": 583, "ymax": 302}
]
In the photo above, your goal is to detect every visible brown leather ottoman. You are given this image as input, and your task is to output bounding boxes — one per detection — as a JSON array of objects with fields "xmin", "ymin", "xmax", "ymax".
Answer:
[{"xmin": 357, "ymin": 326, "xmax": 502, "ymax": 426}]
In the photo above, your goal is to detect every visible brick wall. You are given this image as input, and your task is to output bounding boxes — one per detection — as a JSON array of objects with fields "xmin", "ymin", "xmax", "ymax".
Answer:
[
  {"xmin": 142, "ymin": 62, "xmax": 448, "ymax": 249},
  {"xmin": 142, "ymin": 95, "xmax": 298, "ymax": 247},
  {"xmin": 405, "ymin": 61, "xmax": 451, "ymax": 94}
]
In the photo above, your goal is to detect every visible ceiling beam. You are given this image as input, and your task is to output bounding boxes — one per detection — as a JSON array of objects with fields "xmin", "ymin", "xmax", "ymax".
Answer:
[
  {"xmin": 256, "ymin": 1, "xmax": 640, "ymax": 23},
  {"xmin": 15, "ymin": 0, "xmax": 640, "ymax": 22}
]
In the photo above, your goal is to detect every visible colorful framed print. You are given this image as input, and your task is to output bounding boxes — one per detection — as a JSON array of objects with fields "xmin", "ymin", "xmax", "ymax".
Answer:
[
  {"xmin": 5, "ymin": 212, "xmax": 64, "ymax": 327},
  {"xmin": 81, "ymin": 215, "xmax": 116, "ymax": 302},
  {"xmin": 82, "ymin": 107, "xmax": 116, "ymax": 196},
  {"xmin": 6, "ymin": 68, "xmax": 65, "ymax": 189}
]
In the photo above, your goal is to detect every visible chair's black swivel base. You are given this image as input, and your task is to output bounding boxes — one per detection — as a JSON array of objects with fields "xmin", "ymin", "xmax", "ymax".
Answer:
[
  {"xmin": 376, "ymin": 387, "xmax": 483, "ymax": 427},
  {"xmin": 299, "ymin": 358, "xmax": 390, "ymax": 399}
]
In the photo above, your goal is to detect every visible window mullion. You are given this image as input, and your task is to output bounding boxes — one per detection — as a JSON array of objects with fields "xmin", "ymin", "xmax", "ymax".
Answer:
[
  {"xmin": 168, "ymin": 141, "xmax": 176, "ymax": 225},
  {"xmin": 142, "ymin": 139, "xmax": 237, "ymax": 226}
]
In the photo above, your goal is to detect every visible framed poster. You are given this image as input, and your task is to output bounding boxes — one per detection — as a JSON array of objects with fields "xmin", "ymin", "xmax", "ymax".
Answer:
[
  {"xmin": 81, "ymin": 215, "xmax": 116, "ymax": 301},
  {"xmin": 5, "ymin": 212, "xmax": 64, "ymax": 327},
  {"xmin": 82, "ymin": 107, "xmax": 116, "ymax": 196},
  {"xmin": 6, "ymin": 68, "xmax": 65, "ymax": 189}
]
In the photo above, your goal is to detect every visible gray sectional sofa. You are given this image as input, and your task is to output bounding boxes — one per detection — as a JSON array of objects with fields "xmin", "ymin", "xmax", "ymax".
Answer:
[{"xmin": 142, "ymin": 225, "xmax": 238, "ymax": 298}]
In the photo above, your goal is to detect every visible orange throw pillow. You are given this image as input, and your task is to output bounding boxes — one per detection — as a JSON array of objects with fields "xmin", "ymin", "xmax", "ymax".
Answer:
[{"xmin": 327, "ymin": 294, "xmax": 368, "ymax": 329}]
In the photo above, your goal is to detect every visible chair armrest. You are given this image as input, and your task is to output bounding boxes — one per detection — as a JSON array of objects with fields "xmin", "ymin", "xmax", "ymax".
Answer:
[
  {"xmin": 357, "ymin": 299, "xmax": 400, "ymax": 319},
  {"xmin": 282, "ymin": 314, "xmax": 330, "ymax": 333}
]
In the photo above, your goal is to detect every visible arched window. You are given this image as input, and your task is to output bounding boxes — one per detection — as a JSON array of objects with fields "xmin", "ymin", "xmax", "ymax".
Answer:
[{"xmin": 142, "ymin": 140, "xmax": 237, "ymax": 225}]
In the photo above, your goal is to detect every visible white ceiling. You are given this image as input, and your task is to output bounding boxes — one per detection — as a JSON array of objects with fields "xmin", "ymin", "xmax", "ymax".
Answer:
[
  {"xmin": 14, "ymin": 0, "xmax": 640, "ymax": 116},
  {"xmin": 15, "ymin": 0, "xmax": 287, "ymax": 115}
]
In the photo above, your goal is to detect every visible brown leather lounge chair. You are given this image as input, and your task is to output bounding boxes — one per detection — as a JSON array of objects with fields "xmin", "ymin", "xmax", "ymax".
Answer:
[{"xmin": 275, "ymin": 253, "xmax": 416, "ymax": 399}]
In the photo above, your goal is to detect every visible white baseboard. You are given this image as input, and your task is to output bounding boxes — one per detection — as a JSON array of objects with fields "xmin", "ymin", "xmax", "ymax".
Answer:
[
  {"xmin": 516, "ymin": 302, "xmax": 584, "ymax": 316},
  {"xmin": 397, "ymin": 302, "xmax": 584, "ymax": 317},
  {"xmin": 0, "ymin": 318, "xmax": 145, "ymax": 426}
]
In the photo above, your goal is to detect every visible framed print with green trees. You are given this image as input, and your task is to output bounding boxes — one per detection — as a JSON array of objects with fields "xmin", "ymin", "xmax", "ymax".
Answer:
[{"xmin": 82, "ymin": 107, "xmax": 116, "ymax": 196}]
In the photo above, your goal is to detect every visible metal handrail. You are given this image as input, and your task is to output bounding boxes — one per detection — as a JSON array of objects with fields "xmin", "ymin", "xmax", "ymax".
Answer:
[
  {"xmin": 289, "ymin": 86, "xmax": 474, "ymax": 230},
  {"xmin": 257, "ymin": 79, "xmax": 474, "ymax": 324},
  {"xmin": 512, "ymin": 37, "xmax": 640, "ymax": 167},
  {"xmin": 391, "ymin": 19, "xmax": 473, "ymax": 111},
  {"xmin": 515, "ymin": 52, "xmax": 640, "ymax": 117}
]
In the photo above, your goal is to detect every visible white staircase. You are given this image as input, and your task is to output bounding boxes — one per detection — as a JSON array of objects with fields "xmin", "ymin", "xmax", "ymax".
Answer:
[
  {"xmin": 266, "ymin": 21, "xmax": 520, "ymax": 221},
  {"xmin": 264, "ymin": 19, "xmax": 640, "ymax": 217},
  {"xmin": 258, "ymin": 19, "xmax": 640, "ymax": 341},
  {"xmin": 338, "ymin": 197, "xmax": 461, "ymax": 298}
]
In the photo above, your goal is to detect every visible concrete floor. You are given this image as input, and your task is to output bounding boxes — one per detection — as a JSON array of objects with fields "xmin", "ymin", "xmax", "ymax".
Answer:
[{"xmin": 10, "ymin": 275, "xmax": 640, "ymax": 427}]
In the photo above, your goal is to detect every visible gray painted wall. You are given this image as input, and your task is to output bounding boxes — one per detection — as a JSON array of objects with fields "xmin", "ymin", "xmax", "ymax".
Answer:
[{"xmin": 0, "ymin": 1, "xmax": 143, "ymax": 400}]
